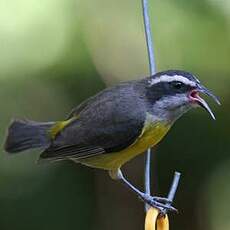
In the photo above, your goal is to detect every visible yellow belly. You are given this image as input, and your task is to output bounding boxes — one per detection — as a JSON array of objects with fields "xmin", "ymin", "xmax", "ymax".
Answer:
[{"xmin": 78, "ymin": 115, "xmax": 171, "ymax": 170}]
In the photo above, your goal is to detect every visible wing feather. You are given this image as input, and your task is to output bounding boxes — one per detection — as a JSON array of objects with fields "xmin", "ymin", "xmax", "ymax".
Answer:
[
  {"xmin": 40, "ymin": 145, "xmax": 105, "ymax": 161},
  {"xmin": 39, "ymin": 81, "xmax": 146, "ymax": 162}
]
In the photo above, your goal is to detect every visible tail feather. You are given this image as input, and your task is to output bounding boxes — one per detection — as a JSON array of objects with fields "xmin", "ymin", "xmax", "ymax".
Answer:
[{"xmin": 4, "ymin": 119, "xmax": 55, "ymax": 153}]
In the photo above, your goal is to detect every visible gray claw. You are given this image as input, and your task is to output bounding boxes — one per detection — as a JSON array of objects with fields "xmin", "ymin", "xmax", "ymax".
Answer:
[
  {"xmin": 150, "ymin": 200, "xmax": 177, "ymax": 213},
  {"xmin": 139, "ymin": 193, "xmax": 177, "ymax": 214},
  {"xmin": 151, "ymin": 196, "xmax": 172, "ymax": 204}
]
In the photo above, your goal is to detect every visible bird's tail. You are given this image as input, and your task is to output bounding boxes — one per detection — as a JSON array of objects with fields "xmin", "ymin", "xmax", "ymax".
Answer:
[{"xmin": 4, "ymin": 119, "xmax": 55, "ymax": 153}]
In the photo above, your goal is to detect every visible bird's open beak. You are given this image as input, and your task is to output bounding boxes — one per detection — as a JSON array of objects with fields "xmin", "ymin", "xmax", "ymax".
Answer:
[{"xmin": 189, "ymin": 84, "xmax": 221, "ymax": 120}]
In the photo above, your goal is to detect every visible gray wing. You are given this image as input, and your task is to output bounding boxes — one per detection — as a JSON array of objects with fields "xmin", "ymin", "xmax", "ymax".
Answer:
[{"xmin": 40, "ymin": 82, "xmax": 146, "ymax": 161}]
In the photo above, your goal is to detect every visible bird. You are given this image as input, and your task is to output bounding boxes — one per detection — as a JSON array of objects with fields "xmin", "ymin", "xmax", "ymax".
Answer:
[{"xmin": 4, "ymin": 70, "xmax": 220, "ymax": 212}]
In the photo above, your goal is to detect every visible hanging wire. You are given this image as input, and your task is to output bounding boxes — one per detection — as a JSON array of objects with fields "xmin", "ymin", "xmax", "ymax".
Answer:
[{"xmin": 141, "ymin": 0, "xmax": 157, "ymax": 212}]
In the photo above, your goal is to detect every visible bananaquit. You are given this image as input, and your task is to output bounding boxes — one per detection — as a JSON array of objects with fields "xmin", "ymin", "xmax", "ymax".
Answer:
[{"xmin": 4, "ymin": 70, "xmax": 220, "ymax": 211}]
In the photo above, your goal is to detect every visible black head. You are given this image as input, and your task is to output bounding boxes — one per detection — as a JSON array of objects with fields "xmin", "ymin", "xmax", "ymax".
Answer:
[{"xmin": 145, "ymin": 70, "xmax": 220, "ymax": 121}]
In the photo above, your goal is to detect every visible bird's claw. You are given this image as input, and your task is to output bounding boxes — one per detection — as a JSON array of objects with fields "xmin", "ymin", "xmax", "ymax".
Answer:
[
  {"xmin": 139, "ymin": 193, "xmax": 177, "ymax": 215},
  {"xmin": 142, "ymin": 194, "xmax": 172, "ymax": 204}
]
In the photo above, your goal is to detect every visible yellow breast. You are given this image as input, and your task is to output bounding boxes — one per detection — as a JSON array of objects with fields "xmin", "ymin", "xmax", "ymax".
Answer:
[{"xmin": 78, "ymin": 114, "xmax": 171, "ymax": 170}]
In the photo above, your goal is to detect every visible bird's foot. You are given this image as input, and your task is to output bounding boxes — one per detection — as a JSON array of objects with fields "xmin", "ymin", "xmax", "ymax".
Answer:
[
  {"xmin": 139, "ymin": 193, "xmax": 177, "ymax": 215},
  {"xmin": 110, "ymin": 169, "xmax": 177, "ymax": 215}
]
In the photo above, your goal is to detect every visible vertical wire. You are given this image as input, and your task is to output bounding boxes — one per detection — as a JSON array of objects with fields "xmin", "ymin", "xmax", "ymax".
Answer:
[
  {"xmin": 141, "ymin": 0, "xmax": 157, "ymax": 211},
  {"xmin": 142, "ymin": 0, "xmax": 156, "ymax": 75}
]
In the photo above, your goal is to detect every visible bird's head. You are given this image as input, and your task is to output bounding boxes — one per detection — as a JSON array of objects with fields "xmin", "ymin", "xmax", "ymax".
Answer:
[{"xmin": 145, "ymin": 70, "xmax": 220, "ymax": 122}]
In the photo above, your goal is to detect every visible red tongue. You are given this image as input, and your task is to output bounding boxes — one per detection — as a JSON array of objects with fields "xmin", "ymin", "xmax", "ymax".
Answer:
[
  {"xmin": 189, "ymin": 90, "xmax": 201, "ymax": 103},
  {"xmin": 189, "ymin": 90, "xmax": 216, "ymax": 120},
  {"xmin": 190, "ymin": 91, "xmax": 199, "ymax": 100}
]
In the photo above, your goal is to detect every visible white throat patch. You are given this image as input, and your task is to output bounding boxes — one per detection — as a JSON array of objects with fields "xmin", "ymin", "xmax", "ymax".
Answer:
[{"xmin": 148, "ymin": 74, "xmax": 197, "ymax": 87}]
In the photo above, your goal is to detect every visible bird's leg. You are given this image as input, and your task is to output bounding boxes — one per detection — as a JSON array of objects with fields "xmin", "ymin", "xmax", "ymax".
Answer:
[{"xmin": 109, "ymin": 169, "xmax": 177, "ymax": 213}]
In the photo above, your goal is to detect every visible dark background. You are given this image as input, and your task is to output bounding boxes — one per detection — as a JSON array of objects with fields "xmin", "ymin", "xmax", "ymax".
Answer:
[{"xmin": 0, "ymin": 0, "xmax": 229, "ymax": 229}]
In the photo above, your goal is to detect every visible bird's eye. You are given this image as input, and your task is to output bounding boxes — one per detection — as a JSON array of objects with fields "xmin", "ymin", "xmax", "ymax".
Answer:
[{"xmin": 170, "ymin": 81, "xmax": 183, "ymax": 89}]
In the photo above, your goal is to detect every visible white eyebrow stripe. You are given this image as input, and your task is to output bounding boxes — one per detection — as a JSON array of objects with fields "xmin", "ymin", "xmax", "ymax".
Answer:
[{"xmin": 149, "ymin": 75, "xmax": 197, "ymax": 87}]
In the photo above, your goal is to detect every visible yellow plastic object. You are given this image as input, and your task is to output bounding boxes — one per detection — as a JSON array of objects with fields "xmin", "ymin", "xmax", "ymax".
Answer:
[{"xmin": 145, "ymin": 208, "xmax": 169, "ymax": 230}]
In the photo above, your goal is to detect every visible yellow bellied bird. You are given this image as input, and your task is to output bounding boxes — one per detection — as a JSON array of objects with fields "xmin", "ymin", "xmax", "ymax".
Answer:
[{"xmin": 4, "ymin": 70, "xmax": 220, "ymax": 211}]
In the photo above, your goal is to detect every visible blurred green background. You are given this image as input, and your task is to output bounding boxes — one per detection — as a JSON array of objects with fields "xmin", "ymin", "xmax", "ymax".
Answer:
[{"xmin": 0, "ymin": 0, "xmax": 229, "ymax": 229}]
